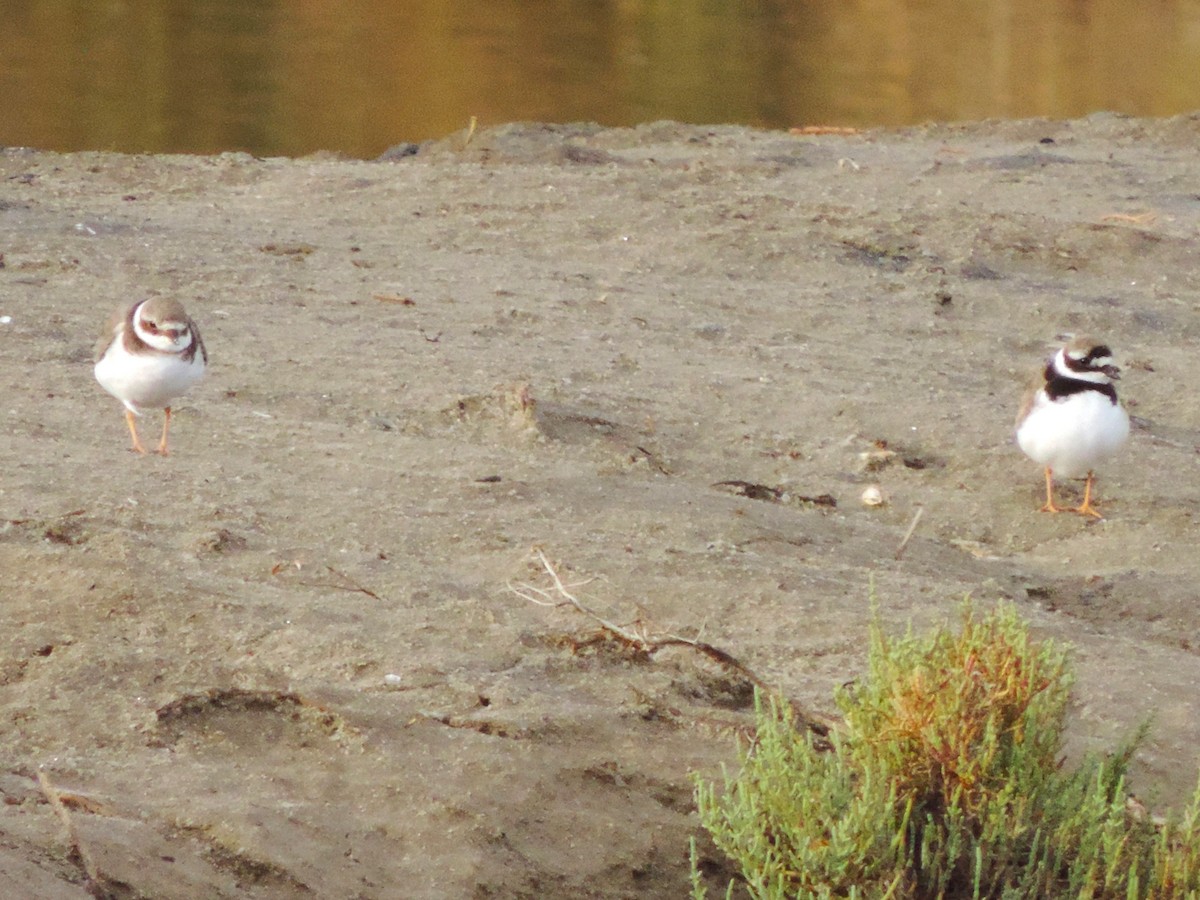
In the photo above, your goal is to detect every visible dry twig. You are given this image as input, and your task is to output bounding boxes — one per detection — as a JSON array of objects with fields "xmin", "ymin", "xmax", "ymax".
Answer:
[
  {"xmin": 1099, "ymin": 211, "xmax": 1157, "ymax": 226},
  {"xmin": 789, "ymin": 125, "xmax": 860, "ymax": 136},
  {"xmin": 37, "ymin": 770, "xmax": 106, "ymax": 891},
  {"xmin": 894, "ymin": 506, "xmax": 924, "ymax": 560},
  {"xmin": 509, "ymin": 548, "xmax": 831, "ymax": 741},
  {"xmin": 461, "ymin": 115, "xmax": 479, "ymax": 150},
  {"xmin": 272, "ymin": 564, "xmax": 383, "ymax": 601},
  {"xmin": 6, "ymin": 508, "xmax": 87, "ymax": 526}
]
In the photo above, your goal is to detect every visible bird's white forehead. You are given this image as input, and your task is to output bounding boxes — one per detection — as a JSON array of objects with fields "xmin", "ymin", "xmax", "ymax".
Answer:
[
  {"xmin": 137, "ymin": 308, "xmax": 187, "ymax": 330},
  {"xmin": 1063, "ymin": 346, "xmax": 1111, "ymax": 365}
]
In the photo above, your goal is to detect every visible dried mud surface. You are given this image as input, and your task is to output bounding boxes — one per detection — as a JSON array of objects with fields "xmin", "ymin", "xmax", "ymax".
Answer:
[{"xmin": 2, "ymin": 115, "xmax": 1200, "ymax": 897}]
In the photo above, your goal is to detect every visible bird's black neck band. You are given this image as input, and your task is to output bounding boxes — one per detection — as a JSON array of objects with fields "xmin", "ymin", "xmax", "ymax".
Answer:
[{"xmin": 1044, "ymin": 364, "xmax": 1118, "ymax": 404}]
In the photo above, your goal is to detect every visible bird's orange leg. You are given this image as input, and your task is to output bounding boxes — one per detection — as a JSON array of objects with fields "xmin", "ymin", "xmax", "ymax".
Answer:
[
  {"xmin": 124, "ymin": 409, "xmax": 148, "ymax": 455},
  {"xmin": 156, "ymin": 407, "xmax": 172, "ymax": 456},
  {"xmin": 1075, "ymin": 471, "xmax": 1104, "ymax": 518},
  {"xmin": 1039, "ymin": 467, "xmax": 1063, "ymax": 513}
]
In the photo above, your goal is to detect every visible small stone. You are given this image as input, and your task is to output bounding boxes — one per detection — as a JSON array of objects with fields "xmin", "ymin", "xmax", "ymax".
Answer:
[
  {"xmin": 861, "ymin": 485, "xmax": 886, "ymax": 507},
  {"xmin": 858, "ymin": 448, "xmax": 898, "ymax": 472}
]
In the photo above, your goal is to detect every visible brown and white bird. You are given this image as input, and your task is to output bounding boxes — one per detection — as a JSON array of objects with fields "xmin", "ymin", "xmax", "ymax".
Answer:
[
  {"xmin": 1015, "ymin": 336, "xmax": 1129, "ymax": 517},
  {"xmin": 94, "ymin": 297, "xmax": 207, "ymax": 455}
]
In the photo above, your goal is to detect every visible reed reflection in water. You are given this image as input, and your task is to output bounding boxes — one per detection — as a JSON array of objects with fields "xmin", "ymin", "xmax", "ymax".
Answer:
[{"xmin": 1, "ymin": 0, "xmax": 1199, "ymax": 158}]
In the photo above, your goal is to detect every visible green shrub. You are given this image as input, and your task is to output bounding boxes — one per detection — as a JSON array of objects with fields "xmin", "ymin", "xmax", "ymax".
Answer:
[{"xmin": 694, "ymin": 602, "xmax": 1200, "ymax": 899}]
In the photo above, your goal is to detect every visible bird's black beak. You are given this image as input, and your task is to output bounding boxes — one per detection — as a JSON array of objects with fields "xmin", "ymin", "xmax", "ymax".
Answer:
[{"xmin": 1102, "ymin": 364, "xmax": 1121, "ymax": 380}]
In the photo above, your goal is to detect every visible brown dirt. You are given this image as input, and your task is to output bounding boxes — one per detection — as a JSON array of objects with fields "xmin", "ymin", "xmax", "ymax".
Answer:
[{"xmin": 2, "ymin": 114, "xmax": 1200, "ymax": 898}]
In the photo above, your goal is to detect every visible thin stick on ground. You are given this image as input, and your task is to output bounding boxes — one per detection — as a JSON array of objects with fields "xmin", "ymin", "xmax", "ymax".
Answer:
[
  {"xmin": 894, "ymin": 506, "xmax": 924, "ymax": 560},
  {"xmin": 272, "ymin": 563, "xmax": 384, "ymax": 601},
  {"xmin": 508, "ymin": 548, "xmax": 832, "ymax": 742},
  {"xmin": 461, "ymin": 115, "xmax": 479, "ymax": 150},
  {"xmin": 37, "ymin": 769, "xmax": 106, "ymax": 891}
]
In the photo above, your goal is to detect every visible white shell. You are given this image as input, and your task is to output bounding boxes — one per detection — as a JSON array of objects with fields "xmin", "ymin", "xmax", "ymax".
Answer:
[{"xmin": 861, "ymin": 485, "xmax": 886, "ymax": 507}]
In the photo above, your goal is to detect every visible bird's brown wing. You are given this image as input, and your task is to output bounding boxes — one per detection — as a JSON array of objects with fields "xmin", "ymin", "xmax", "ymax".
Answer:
[
  {"xmin": 93, "ymin": 305, "xmax": 132, "ymax": 363},
  {"xmin": 1014, "ymin": 365, "xmax": 1046, "ymax": 428},
  {"xmin": 186, "ymin": 315, "xmax": 208, "ymax": 365}
]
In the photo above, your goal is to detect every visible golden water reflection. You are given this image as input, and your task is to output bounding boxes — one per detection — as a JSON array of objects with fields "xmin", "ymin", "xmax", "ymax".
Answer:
[{"xmin": 2, "ymin": 0, "xmax": 1199, "ymax": 158}]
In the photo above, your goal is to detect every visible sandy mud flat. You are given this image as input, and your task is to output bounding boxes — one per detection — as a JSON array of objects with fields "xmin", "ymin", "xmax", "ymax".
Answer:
[{"xmin": 2, "ymin": 115, "xmax": 1200, "ymax": 897}]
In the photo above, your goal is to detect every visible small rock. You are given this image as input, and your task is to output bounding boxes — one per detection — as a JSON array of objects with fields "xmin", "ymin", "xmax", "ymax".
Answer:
[
  {"xmin": 858, "ymin": 449, "xmax": 897, "ymax": 472},
  {"xmin": 861, "ymin": 485, "xmax": 887, "ymax": 507}
]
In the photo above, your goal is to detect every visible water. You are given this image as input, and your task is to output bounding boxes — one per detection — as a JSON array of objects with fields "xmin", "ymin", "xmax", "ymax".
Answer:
[{"xmin": 2, "ymin": 0, "xmax": 1200, "ymax": 159}]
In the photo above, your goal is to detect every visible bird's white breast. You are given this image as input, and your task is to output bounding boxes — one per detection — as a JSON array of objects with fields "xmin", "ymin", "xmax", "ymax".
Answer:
[
  {"xmin": 1016, "ymin": 389, "xmax": 1129, "ymax": 478},
  {"xmin": 94, "ymin": 334, "xmax": 206, "ymax": 414}
]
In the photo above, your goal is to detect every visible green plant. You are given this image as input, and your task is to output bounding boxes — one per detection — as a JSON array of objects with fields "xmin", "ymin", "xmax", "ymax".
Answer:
[{"xmin": 694, "ymin": 601, "xmax": 1200, "ymax": 898}]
